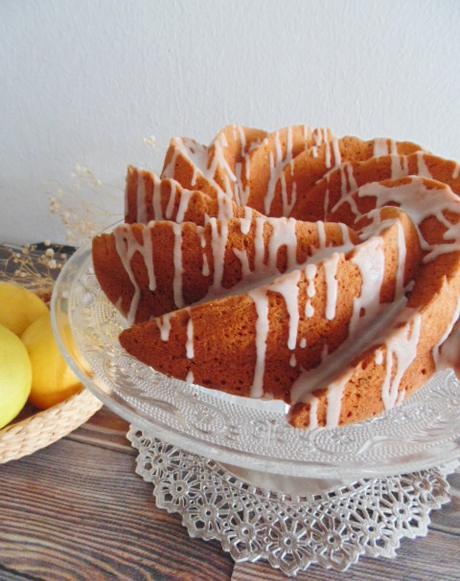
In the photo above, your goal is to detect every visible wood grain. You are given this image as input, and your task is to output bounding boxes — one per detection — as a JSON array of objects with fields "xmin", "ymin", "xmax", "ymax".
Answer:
[
  {"xmin": 0, "ymin": 436, "xmax": 233, "ymax": 581},
  {"xmin": 1, "ymin": 407, "xmax": 459, "ymax": 580}
]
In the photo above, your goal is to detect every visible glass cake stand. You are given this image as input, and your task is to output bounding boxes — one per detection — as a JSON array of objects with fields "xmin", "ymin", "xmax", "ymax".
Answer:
[{"xmin": 51, "ymin": 239, "xmax": 460, "ymax": 574}]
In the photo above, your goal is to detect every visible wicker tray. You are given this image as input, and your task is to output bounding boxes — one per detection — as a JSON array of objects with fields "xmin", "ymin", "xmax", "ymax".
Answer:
[
  {"xmin": 0, "ymin": 242, "xmax": 102, "ymax": 464},
  {"xmin": 0, "ymin": 389, "xmax": 102, "ymax": 464}
]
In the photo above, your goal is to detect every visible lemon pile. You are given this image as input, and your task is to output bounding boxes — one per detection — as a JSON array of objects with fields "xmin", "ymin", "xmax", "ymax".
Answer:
[{"xmin": 0, "ymin": 283, "xmax": 82, "ymax": 429}]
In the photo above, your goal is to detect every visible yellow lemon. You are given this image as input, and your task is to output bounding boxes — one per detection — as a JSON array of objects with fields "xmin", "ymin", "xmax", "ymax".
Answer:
[
  {"xmin": 0, "ymin": 282, "xmax": 48, "ymax": 336},
  {"xmin": 0, "ymin": 323, "xmax": 32, "ymax": 428},
  {"xmin": 21, "ymin": 312, "xmax": 82, "ymax": 409}
]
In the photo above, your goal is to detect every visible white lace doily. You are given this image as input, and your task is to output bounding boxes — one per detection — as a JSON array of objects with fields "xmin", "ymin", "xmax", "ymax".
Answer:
[{"xmin": 128, "ymin": 428, "xmax": 457, "ymax": 577}]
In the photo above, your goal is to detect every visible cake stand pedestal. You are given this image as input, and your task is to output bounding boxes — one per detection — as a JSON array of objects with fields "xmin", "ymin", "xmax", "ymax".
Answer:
[
  {"xmin": 129, "ymin": 428, "xmax": 457, "ymax": 577},
  {"xmin": 51, "ymin": 243, "xmax": 460, "ymax": 577}
]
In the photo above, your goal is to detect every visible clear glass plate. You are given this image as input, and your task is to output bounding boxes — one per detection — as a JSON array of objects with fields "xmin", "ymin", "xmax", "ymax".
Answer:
[{"xmin": 51, "ymin": 241, "xmax": 460, "ymax": 479}]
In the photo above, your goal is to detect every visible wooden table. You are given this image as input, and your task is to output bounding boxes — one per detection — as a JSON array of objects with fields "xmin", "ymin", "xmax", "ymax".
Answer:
[{"xmin": 1, "ymin": 407, "xmax": 459, "ymax": 581}]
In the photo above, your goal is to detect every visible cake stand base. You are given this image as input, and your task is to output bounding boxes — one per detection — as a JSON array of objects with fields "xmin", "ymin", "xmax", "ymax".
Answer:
[{"xmin": 128, "ymin": 427, "xmax": 458, "ymax": 577}]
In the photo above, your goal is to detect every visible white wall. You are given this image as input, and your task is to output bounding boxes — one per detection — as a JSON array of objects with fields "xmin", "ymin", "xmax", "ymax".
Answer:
[{"xmin": 1, "ymin": 0, "xmax": 459, "ymax": 244}]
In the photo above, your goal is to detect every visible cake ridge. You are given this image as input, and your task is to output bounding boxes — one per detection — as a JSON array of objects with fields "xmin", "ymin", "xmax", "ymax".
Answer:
[{"xmin": 93, "ymin": 124, "xmax": 460, "ymax": 429}]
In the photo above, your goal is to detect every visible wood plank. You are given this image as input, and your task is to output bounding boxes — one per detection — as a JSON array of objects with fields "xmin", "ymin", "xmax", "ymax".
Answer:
[
  {"xmin": 430, "ymin": 470, "xmax": 460, "ymax": 536},
  {"xmin": 231, "ymin": 528, "xmax": 460, "ymax": 580},
  {"xmin": 0, "ymin": 438, "xmax": 234, "ymax": 581},
  {"xmin": 66, "ymin": 406, "xmax": 133, "ymax": 454},
  {"xmin": 0, "ymin": 565, "xmax": 35, "ymax": 581}
]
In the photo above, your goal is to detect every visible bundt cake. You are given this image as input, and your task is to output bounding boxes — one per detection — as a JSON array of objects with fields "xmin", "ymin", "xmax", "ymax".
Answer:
[{"xmin": 92, "ymin": 125, "xmax": 460, "ymax": 429}]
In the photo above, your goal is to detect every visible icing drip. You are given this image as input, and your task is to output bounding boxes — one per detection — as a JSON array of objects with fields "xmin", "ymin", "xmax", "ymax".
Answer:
[
  {"xmin": 176, "ymin": 189, "xmax": 193, "ymax": 223},
  {"xmin": 249, "ymin": 289, "xmax": 270, "ymax": 397},
  {"xmin": 216, "ymin": 191, "xmax": 235, "ymax": 220},
  {"xmin": 323, "ymin": 174, "xmax": 330, "ymax": 218},
  {"xmin": 306, "ymin": 264, "xmax": 317, "ymax": 298},
  {"xmin": 113, "ymin": 224, "xmax": 158, "ymax": 323},
  {"xmin": 305, "ymin": 299, "xmax": 315, "ymax": 319},
  {"xmin": 305, "ymin": 300, "xmax": 315, "ymax": 318},
  {"xmin": 300, "ymin": 337, "xmax": 307, "ymax": 348},
  {"xmin": 380, "ymin": 312, "xmax": 422, "ymax": 410},
  {"xmin": 390, "ymin": 155, "xmax": 408, "ymax": 180},
  {"xmin": 264, "ymin": 129, "xmax": 296, "ymax": 214},
  {"xmin": 208, "ymin": 218, "xmax": 230, "ymax": 293},
  {"xmin": 268, "ymin": 270, "xmax": 301, "ymax": 351},
  {"xmin": 165, "ymin": 181, "xmax": 177, "ymax": 219},
  {"xmin": 324, "ymin": 253, "xmax": 340, "ymax": 320},
  {"xmin": 335, "ymin": 178, "xmax": 460, "ymax": 262},
  {"xmin": 240, "ymin": 208, "xmax": 253, "ymax": 235},
  {"xmin": 158, "ymin": 313, "xmax": 173, "ymax": 341},
  {"xmin": 268, "ymin": 217, "xmax": 298, "ymax": 270},
  {"xmin": 253, "ymin": 218, "xmax": 266, "ymax": 272},
  {"xmin": 346, "ymin": 164, "xmax": 358, "ymax": 192},
  {"xmin": 136, "ymin": 171, "xmax": 147, "ymax": 223},
  {"xmin": 307, "ymin": 396, "xmax": 319, "ymax": 429},
  {"xmin": 186, "ymin": 370, "xmax": 194, "ymax": 383},
  {"xmin": 373, "ymin": 139, "xmax": 390, "ymax": 157},
  {"xmin": 375, "ymin": 349, "xmax": 384, "ymax": 365},
  {"xmin": 142, "ymin": 227, "xmax": 156, "ymax": 291},
  {"xmin": 289, "ymin": 353, "xmax": 297, "ymax": 367},
  {"xmin": 416, "ymin": 152, "xmax": 432, "ymax": 178},
  {"xmin": 172, "ymin": 223, "xmax": 185, "ymax": 308},
  {"xmin": 186, "ymin": 315, "xmax": 194, "ymax": 359},
  {"xmin": 326, "ymin": 369, "xmax": 354, "ymax": 427},
  {"xmin": 152, "ymin": 175, "xmax": 163, "ymax": 219},
  {"xmin": 317, "ymin": 221, "xmax": 327, "ymax": 248},
  {"xmin": 395, "ymin": 220, "xmax": 407, "ymax": 295},
  {"xmin": 331, "ymin": 138, "xmax": 342, "ymax": 167},
  {"xmin": 349, "ymin": 236, "xmax": 386, "ymax": 333},
  {"xmin": 202, "ymin": 252, "xmax": 210, "ymax": 276}
]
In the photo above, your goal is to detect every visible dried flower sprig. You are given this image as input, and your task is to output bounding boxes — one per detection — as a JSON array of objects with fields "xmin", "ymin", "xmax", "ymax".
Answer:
[
  {"xmin": 49, "ymin": 164, "xmax": 121, "ymax": 246},
  {"xmin": 0, "ymin": 242, "xmax": 69, "ymax": 297}
]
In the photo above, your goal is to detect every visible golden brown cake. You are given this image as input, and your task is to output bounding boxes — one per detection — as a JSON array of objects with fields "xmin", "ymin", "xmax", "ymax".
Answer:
[{"xmin": 92, "ymin": 125, "xmax": 460, "ymax": 429}]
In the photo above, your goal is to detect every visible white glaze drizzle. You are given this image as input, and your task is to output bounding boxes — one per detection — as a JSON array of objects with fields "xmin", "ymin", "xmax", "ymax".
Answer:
[
  {"xmin": 186, "ymin": 314, "xmax": 194, "ymax": 359},
  {"xmin": 380, "ymin": 312, "xmax": 422, "ymax": 409},
  {"xmin": 373, "ymin": 139, "xmax": 390, "ymax": 157},
  {"xmin": 248, "ymin": 288, "xmax": 270, "ymax": 397},
  {"xmin": 375, "ymin": 349, "xmax": 384, "ymax": 365},
  {"xmin": 324, "ymin": 252, "xmax": 340, "ymax": 320},
  {"xmin": 306, "ymin": 264, "xmax": 317, "ymax": 298},
  {"xmin": 165, "ymin": 181, "xmax": 177, "ymax": 219},
  {"xmin": 113, "ymin": 224, "xmax": 157, "ymax": 323},
  {"xmin": 208, "ymin": 218, "xmax": 229, "ymax": 292},
  {"xmin": 171, "ymin": 223, "xmax": 185, "ymax": 308},
  {"xmin": 395, "ymin": 220, "xmax": 407, "ymax": 295},
  {"xmin": 416, "ymin": 152, "xmax": 432, "ymax": 178},
  {"xmin": 158, "ymin": 312, "xmax": 173, "ymax": 341},
  {"xmin": 317, "ymin": 221, "xmax": 327, "ymax": 248},
  {"xmin": 176, "ymin": 189, "xmax": 193, "ymax": 223},
  {"xmin": 152, "ymin": 175, "xmax": 163, "ymax": 219},
  {"xmin": 326, "ymin": 369, "xmax": 354, "ymax": 427},
  {"xmin": 307, "ymin": 396, "xmax": 319, "ymax": 429}
]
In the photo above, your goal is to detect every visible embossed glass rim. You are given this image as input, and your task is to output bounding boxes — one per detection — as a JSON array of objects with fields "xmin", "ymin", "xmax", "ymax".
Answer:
[{"xmin": 51, "ymin": 239, "xmax": 460, "ymax": 479}]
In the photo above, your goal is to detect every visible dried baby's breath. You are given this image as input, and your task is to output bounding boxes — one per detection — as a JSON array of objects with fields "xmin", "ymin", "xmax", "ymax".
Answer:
[
  {"xmin": 0, "ymin": 243, "xmax": 68, "ymax": 296},
  {"xmin": 49, "ymin": 163, "xmax": 120, "ymax": 246}
]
